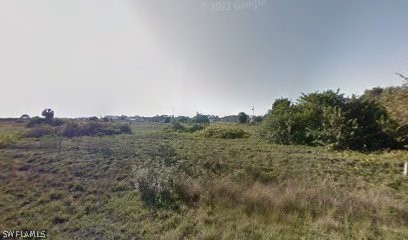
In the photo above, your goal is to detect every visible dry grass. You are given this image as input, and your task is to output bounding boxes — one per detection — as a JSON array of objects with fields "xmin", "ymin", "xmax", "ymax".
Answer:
[{"xmin": 0, "ymin": 121, "xmax": 407, "ymax": 239}]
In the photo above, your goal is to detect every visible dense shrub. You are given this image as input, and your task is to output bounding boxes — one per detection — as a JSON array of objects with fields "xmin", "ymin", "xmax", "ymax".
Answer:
[
  {"xmin": 167, "ymin": 121, "xmax": 187, "ymax": 132},
  {"xmin": 261, "ymin": 90, "xmax": 402, "ymax": 150},
  {"xmin": 25, "ymin": 121, "xmax": 132, "ymax": 138},
  {"xmin": 166, "ymin": 122, "xmax": 204, "ymax": 133},
  {"xmin": 134, "ymin": 169, "xmax": 178, "ymax": 209},
  {"xmin": 27, "ymin": 117, "xmax": 64, "ymax": 128},
  {"xmin": 250, "ymin": 116, "xmax": 263, "ymax": 124},
  {"xmin": 175, "ymin": 116, "xmax": 191, "ymax": 123},
  {"xmin": 188, "ymin": 124, "xmax": 204, "ymax": 132},
  {"xmin": 199, "ymin": 125, "xmax": 250, "ymax": 139},
  {"xmin": 26, "ymin": 117, "xmax": 45, "ymax": 127},
  {"xmin": 363, "ymin": 86, "xmax": 408, "ymax": 147},
  {"xmin": 61, "ymin": 121, "xmax": 132, "ymax": 137},
  {"xmin": 25, "ymin": 125, "xmax": 57, "ymax": 138}
]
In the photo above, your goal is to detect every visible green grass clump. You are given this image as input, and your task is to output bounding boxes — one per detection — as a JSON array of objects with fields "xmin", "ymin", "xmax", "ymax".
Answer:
[
  {"xmin": 0, "ymin": 133, "xmax": 21, "ymax": 148},
  {"xmin": 199, "ymin": 125, "xmax": 250, "ymax": 139}
]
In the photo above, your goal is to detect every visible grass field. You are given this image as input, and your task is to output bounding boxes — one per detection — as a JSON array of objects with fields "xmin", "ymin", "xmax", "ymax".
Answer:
[{"xmin": 1, "ymin": 121, "xmax": 408, "ymax": 239}]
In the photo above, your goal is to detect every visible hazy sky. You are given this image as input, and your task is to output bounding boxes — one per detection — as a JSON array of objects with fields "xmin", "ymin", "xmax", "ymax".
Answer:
[{"xmin": 1, "ymin": 0, "xmax": 408, "ymax": 117}]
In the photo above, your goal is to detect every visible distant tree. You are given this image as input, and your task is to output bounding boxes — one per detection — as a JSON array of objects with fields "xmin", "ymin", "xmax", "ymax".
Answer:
[
  {"xmin": 175, "ymin": 116, "xmax": 191, "ymax": 123},
  {"xmin": 237, "ymin": 112, "xmax": 249, "ymax": 123},
  {"xmin": 89, "ymin": 116, "xmax": 99, "ymax": 121},
  {"xmin": 193, "ymin": 113, "xmax": 210, "ymax": 125},
  {"xmin": 163, "ymin": 117, "xmax": 172, "ymax": 123},
  {"xmin": 41, "ymin": 109, "xmax": 54, "ymax": 122}
]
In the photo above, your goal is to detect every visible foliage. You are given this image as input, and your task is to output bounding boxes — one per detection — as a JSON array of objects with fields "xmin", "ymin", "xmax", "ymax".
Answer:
[
  {"xmin": 250, "ymin": 116, "xmax": 263, "ymax": 124},
  {"xmin": 25, "ymin": 125, "xmax": 57, "ymax": 138},
  {"xmin": 60, "ymin": 121, "xmax": 132, "ymax": 137},
  {"xmin": 27, "ymin": 116, "xmax": 64, "ymax": 128},
  {"xmin": 167, "ymin": 121, "xmax": 186, "ymax": 132},
  {"xmin": 237, "ymin": 112, "xmax": 249, "ymax": 123},
  {"xmin": 41, "ymin": 108, "xmax": 54, "ymax": 121},
  {"xmin": 134, "ymin": 169, "xmax": 178, "ymax": 209},
  {"xmin": 0, "ymin": 133, "xmax": 21, "ymax": 148},
  {"xmin": 199, "ymin": 125, "xmax": 250, "ymax": 139},
  {"xmin": 363, "ymin": 85, "xmax": 408, "ymax": 147},
  {"xmin": 193, "ymin": 113, "xmax": 210, "ymax": 125},
  {"xmin": 163, "ymin": 117, "xmax": 172, "ymax": 123},
  {"xmin": 25, "ymin": 121, "xmax": 132, "ymax": 138},
  {"xmin": 261, "ymin": 90, "xmax": 402, "ymax": 150},
  {"xmin": 166, "ymin": 122, "xmax": 204, "ymax": 133},
  {"xmin": 363, "ymin": 86, "xmax": 408, "ymax": 125},
  {"xmin": 187, "ymin": 124, "xmax": 204, "ymax": 133},
  {"xmin": 175, "ymin": 116, "xmax": 191, "ymax": 123}
]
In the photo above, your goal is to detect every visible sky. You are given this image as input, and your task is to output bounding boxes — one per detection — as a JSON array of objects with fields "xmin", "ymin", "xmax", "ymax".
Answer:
[{"xmin": 1, "ymin": 0, "xmax": 408, "ymax": 118}]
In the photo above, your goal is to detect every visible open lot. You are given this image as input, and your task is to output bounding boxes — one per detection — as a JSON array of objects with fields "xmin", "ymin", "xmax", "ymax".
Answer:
[{"xmin": 0, "ymin": 121, "xmax": 408, "ymax": 239}]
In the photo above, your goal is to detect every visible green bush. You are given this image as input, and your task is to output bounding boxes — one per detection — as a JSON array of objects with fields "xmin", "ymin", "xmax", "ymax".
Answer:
[
  {"xmin": 25, "ymin": 121, "xmax": 132, "ymax": 138},
  {"xmin": 166, "ymin": 122, "xmax": 204, "ymax": 133},
  {"xmin": 0, "ymin": 134, "xmax": 21, "ymax": 148},
  {"xmin": 135, "ymin": 170, "xmax": 178, "ymax": 209},
  {"xmin": 237, "ymin": 112, "xmax": 249, "ymax": 123},
  {"xmin": 27, "ymin": 117, "xmax": 64, "ymax": 128},
  {"xmin": 250, "ymin": 116, "xmax": 263, "ymax": 124},
  {"xmin": 167, "ymin": 121, "xmax": 187, "ymax": 132},
  {"xmin": 175, "ymin": 116, "xmax": 191, "ymax": 123},
  {"xmin": 193, "ymin": 113, "xmax": 210, "ymax": 125},
  {"xmin": 188, "ymin": 124, "xmax": 204, "ymax": 133},
  {"xmin": 199, "ymin": 125, "xmax": 250, "ymax": 139},
  {"xmin": 25, "ymin": 125, "xmax": 57, "ymax": 138},
  {"xmin": 261, "ymin": 90, "xmax": 402, "ymax": 150},
  {"xmin": 61, "ymin": 121, "xmax": 132, "ymax": 137}
]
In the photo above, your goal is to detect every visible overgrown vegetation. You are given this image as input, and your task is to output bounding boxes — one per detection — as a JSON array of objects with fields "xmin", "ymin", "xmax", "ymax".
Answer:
[
  {"xmin": 0, "ymin": 121, "xmax": 407, "ymax": 239},
  {"xmin": 261, "ymin": 89, "xmax": 406, "ymax": 150},
  {"xmin": 165, "ymin": 121, "xmax": 204, "ymax": 133},
  {"xmin": 25, "ymin": 120, "xmax": 131, "ymax": 138},
  {"xmin": 199, "ymin": 124, "xmax": 250, "ymax": 139}
]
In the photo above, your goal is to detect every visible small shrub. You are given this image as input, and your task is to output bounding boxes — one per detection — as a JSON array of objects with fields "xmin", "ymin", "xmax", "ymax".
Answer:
[
  {"xmin": 27, "ymin": 117, "xmax": 64, "ymax": 128},
  {"xmin": 135, "ymin": 169, "xmax": 178, "ymax": 209},
  {"xmin": 61, "ymin": 122, "xmax": 80, "ymax": 137},
  {"xmin": 250, "ymin": 116, "xmax": 263, "ymax": 124},
  {"xmin": 167, "ymin": 121, "xmax": 187, "ymax": 132},
  {"xmin": 61, "ymin": 121, "xmax": 131, "ymax": 138},
  {"xmin": 199, "ymin": 125, "xmax": 250, "ymax": 139},
  {"xmin": 0, "ymin": 134, "xmax": 21, "ymax": 148},
  {"xmin": 118, "ymin": 124, "xmax": 132, "ymax": 134},
  {"xmin": 188, "ymin": 124, "xmax": 204, "ymax": 133},
  {"xmin": 25, "ymin": 125, "xmax": 57, "ymax": 138},
  {"xmin": 173, "ymin": 178, "xmax": 201, "ymax": 207},
  {"xmin": 26, "ymin": 117, "xmax": 46, "ymax": 127}
]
